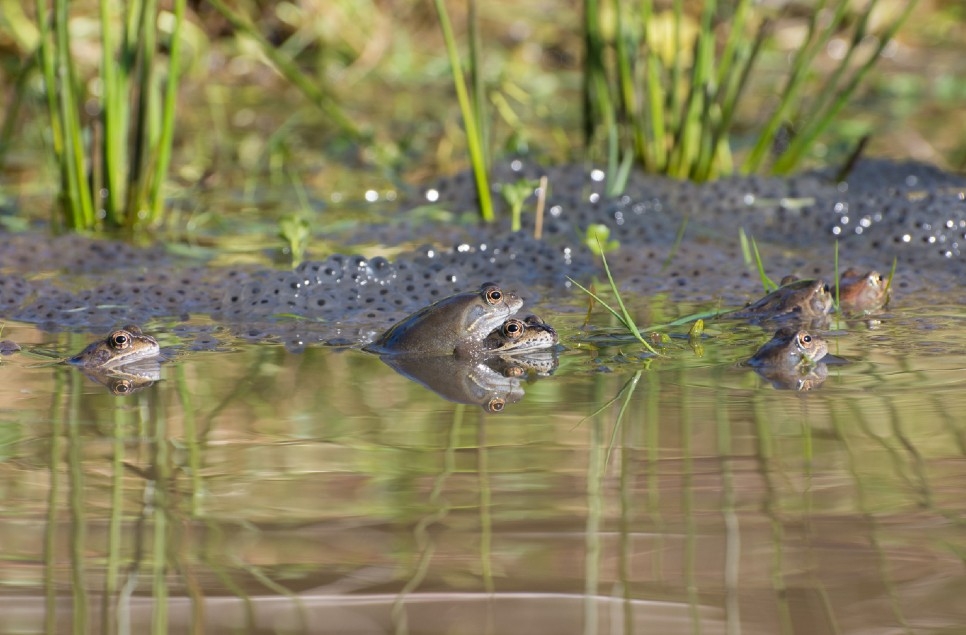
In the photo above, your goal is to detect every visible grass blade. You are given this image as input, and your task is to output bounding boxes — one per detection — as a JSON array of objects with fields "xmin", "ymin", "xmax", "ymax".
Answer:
[
  {"xmin": 833, "ymin": 239, "xmax": 841, "ymax": 312},
  {"xmin": 773, "ymin": 0, "xmax": 918, "ymax": 173},
  {"xmin": 147, "ymin": 0, "xmax": 187, "ymax": 224},
  {"xmin": 884, "ymin": 256, "xmax": 898, "ymax": 297},
  {"xmin": 468, "ymin": 0, "xmax": 489, "ymax": 170},
  {"xmin": 739, "ymin": 229, "xmax": 777, "ymax": 292},
  {"xmin": 661, "ymin": 217, "xmax": 689, "ymax": 272},
  {"xmin": 569, "ymin": 239, "xmax": 662, "ymax": 356},
  {"xmin": 432, "ymin": 0, "xmax": 494, "ymax": 222},
  {"xmin": 743, "ymin": 0, "xmax": 845, "ymax": 173},
  {"xmin": 99, "ymin": 0, "xmax": 124, "ymax": 226},
  {"xmin": 204, "ymin": 0, "xmax": 362, "ymax": 141},
  {"xmin": 54, "ymin": 0, "xmax": 94, "ymax": 229}
]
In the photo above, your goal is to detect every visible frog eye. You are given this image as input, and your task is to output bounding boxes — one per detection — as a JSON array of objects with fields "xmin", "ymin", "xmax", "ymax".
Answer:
[
  {"xmin": 502, "ymin": 319, "xmax": 525, "ymax": 339},
  {"xmin": 112, "ymin": 380, "xmax": 134, "ymax": 395},
  {"xmin": 110, "ymin": 331, "xmax": 132, "ymax": 349},
  {"xmin": 798, "ymin": 332, "xmax": 813, "ymax": 347},
  {"xmin": 484, "ymin": 286, "xmax": 504, "ymax": 305},
  {"xmin": 486, "ymin": 397, "xmax": 506, "ymax": 413}
]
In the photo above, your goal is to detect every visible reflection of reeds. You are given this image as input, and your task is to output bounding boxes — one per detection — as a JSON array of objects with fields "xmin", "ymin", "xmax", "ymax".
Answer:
[
  {"xmin": 583, "ymin": 0, "xmax": 917, "ymax": 181},
  {"xmin": 45, "ymin": 369, "xmax": 66, "ymax": 634},
  {"xmin": 66, "ymin": 371, "xmax": 89, "ymax": 629},
  {"xmin": 105, "ymin": 397, "xmax": 127, "ymax": 631}
]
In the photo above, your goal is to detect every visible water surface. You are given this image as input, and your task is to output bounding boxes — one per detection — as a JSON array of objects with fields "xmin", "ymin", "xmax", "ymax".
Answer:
[{"xmin": 1, "ymin": 303, "xmax": 964, "ymax": 634}]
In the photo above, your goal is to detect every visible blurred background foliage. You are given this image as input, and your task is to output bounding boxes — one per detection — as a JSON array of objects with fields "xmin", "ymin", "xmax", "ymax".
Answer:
[{"xmin": 0, "ymin": 0, "xmax": 962, "ymax": 232}]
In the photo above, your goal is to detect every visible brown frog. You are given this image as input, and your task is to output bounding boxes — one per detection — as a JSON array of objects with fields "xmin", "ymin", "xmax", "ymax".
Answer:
[
  {"xmin": 838, "ymin": 268, "xmax": 890, "ymax": 314},
  {"xmin": 364, "ymin": 282, "xmax": 523, "ymax": 357},
  {"xmin": 482, "ymin": 314, "xmax": 558, "ymax": 355},
  {"xmin": 67, "ymin": 325, "xmax": 161, "ymax": 369},
  {"xmin": 746, "ymin": 328, "xmax": 829, "ymax": 371},
  {"xmin": 729, "ymin": 278, "xmax": 833, "ymax": 325},
  {"xmin": 746, "ymin": 328, "xmax": 830, "ymax": 391}
]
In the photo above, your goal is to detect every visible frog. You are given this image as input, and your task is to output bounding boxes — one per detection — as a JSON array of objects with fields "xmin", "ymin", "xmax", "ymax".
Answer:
[
  {"xmin": 838, "ymin": 268, "xmax": 890, "ymax": 314},
  {"xmin": 746, "ymin": 327, "xmax": 829, "ymax": 371},
  {"xmin": 728, "ymin": 278, "xmax": 833, "ymax": 325},
  {"xmin": 66, "ymin": 325, "xmax": 161, "ymax": 369},
  {"xmin": 364, "ymin": 282, "xmax": 523, "ymax": 357},
  {"xmin": 482, "ymin": 314, "xmax": 558, "ymax": 355}
]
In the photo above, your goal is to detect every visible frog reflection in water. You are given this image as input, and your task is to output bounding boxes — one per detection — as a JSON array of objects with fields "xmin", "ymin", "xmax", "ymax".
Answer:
[
  {"xmin": 67, "ymin": 325, "xmax": 161, "ymax": 369},
  {"xmin": 838, "ymin": 268, "xmax": 890, "ymax": 314},
  {"xmin": 482, "ymin": 314, "xmax": 559, "ymax": 355},
  {"xmin": 83, "ymin": 363, "xmax": 162, "ymax": 395},
  {"xmin": 365, "ymin": 282, "xmax": 523, "ymax": 357},
  {"xmin": 380, "ymin": 354, "xmax": 526, "ymax": 412},
  {"xmin": 729, "ymin": 278, "xmax": 833, "ymax": 325}
]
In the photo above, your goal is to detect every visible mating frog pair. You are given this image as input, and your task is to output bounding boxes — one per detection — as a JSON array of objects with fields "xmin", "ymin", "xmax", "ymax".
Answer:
[{"xmin": 365, "ymin": 282, "xmax": 558, "ymax": 358}]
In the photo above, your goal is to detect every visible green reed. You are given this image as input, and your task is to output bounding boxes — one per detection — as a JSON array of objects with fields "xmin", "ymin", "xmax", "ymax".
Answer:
[
  {"xmin": 739, "ymin": 228, "xmax": 778, "ymax": 292},
  {"xmin": 584, "ymin": 0, "xmax": 917, "ymax": 181},
  {"xmin": 33, "ymin": 0, "xmax": 187, "ymax": 230},
  {"xmin": 569, "ymin": 240, "xmax": 661, "ymax": 356},
  {"xmin": 433, "ymin": 0, "xmax": 494, "ymax": 222},
  {"xmin": 764, "ymin": 0, "xmax": 918, "ymax": 175}
]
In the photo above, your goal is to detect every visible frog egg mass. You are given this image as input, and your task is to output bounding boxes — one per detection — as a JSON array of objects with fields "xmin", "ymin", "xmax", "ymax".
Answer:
[{"xmin": 1, "ymin": 159, "xmax": 964, "ymax": 350}]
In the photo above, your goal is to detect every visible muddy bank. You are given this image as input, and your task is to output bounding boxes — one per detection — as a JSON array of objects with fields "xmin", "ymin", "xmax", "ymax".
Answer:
[{"xmin": 1, "ymin": 159, "xmax": 964, "ymax": 349}]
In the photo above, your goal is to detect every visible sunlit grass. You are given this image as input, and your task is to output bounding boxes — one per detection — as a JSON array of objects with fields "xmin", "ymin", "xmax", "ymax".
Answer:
[
  {"xmin": 32, "ymin": 0, "xmax": 190, "ymax": 231},
  {"xmin": 0, "ymin": 0, "xmax": 939, "ymax": 237},
  {"xmin": 583, "ymin": 0, "xmax": 918, "ymax": 180}
]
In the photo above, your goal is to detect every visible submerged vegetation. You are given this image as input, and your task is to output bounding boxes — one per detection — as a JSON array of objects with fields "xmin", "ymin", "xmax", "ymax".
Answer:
[{"xmin": 0, "ymin": 0, "xmax": 959, "ymax": 232}]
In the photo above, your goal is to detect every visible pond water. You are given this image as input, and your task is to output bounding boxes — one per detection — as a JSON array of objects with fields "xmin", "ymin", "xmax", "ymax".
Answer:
[
  {"xmin": 1, "ymin": 294, "xmax": 965, "ymax": 634},
  {"xmin": 0, "ymin": 155, "xmax": 964, "ymax": 633}
]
